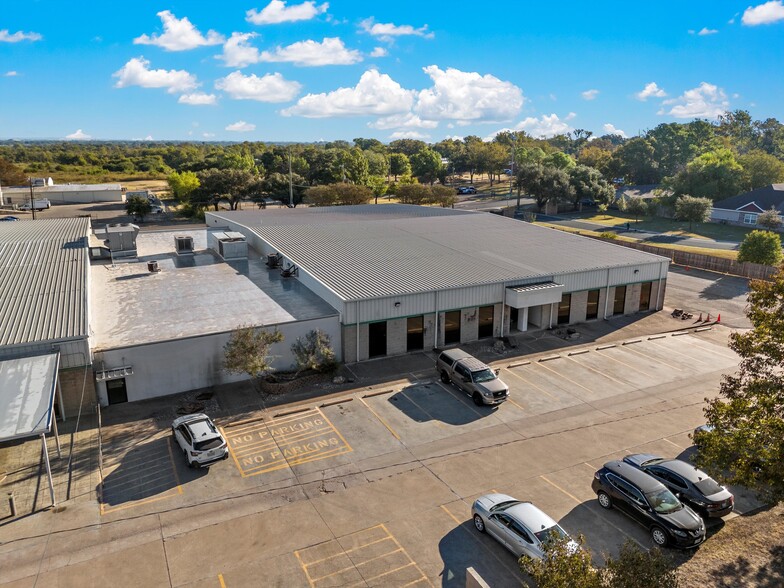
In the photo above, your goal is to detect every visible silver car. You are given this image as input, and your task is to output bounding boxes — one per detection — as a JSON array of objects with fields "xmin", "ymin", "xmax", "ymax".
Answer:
[
  {"xmin": 171, "ymin": 413, "xmax": 229, "ymax": 468},
  {"xmin": 471, "ymin": 493, "xmax": 576, "ymax": 559}
]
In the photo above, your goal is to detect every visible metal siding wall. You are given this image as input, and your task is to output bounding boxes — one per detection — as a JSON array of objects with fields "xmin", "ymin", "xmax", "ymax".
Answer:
[
  {"xmin": 436, "ymin": 284, "xmax": 503, "ymax": 312},
  {"xmin": 0, "ymin": 338, "xmax": 90, "ymax": 367}
]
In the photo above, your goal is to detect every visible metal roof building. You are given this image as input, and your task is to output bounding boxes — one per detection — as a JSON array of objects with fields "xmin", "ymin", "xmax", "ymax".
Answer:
[
  {"xmin": 0, "ymin": 218, "xmax": 93, "ymax": 417},
  {"xmin": 206, "ymin": 205, "xmax": 670, "ymax": 363}
]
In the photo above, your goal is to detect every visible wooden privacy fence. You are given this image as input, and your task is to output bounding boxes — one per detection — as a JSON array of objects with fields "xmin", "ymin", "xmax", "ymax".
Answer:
[{"xmin": 595, "ymin": 238, "xmax": 779, "ymax": 280}]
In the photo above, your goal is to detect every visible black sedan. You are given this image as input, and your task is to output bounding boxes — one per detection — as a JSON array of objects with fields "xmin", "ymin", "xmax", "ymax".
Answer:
[
  {"xmin": 623, "ymin": 454, "xmax": 733, "ymax": 518},
  {"xmin": 592, "ymin": 460, "xmax": 705, "ymax": 548}
]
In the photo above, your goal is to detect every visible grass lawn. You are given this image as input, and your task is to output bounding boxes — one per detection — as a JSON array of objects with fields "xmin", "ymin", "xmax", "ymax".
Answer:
[
  {"xmin": 573, "ymin": 211, "xmax": 753, "ymax": 242},
  {"xmin": 534, "ymin": 221, "xmax": 740, "ymax": 261}
]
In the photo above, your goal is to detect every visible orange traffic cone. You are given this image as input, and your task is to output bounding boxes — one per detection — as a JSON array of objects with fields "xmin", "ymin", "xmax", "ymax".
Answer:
[
  {"xmin": 716, "ymin": 314, "xmax": 721, "ymax": 323},
  {"xmin": 697, "ymin": 313, "xmax": 702, "ymax": 322},
  {"xmin": 706, "ymin": 313, "xmax": 711, "ymax": 322}
]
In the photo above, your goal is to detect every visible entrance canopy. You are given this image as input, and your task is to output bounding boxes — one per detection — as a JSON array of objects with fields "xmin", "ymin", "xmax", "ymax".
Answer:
[
  {"xmin": 0, "ymin": 352, "xmax": 59, "ymax": 442},
  {"xmin": 506, "ymin": 282, "xmax": 565, "ymax": 309}
]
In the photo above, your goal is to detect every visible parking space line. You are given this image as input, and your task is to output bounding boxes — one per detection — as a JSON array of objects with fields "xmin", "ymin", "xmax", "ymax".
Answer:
[
  {"xmin": 310, "ymin": 548, "xmax": 404, "ymax": 582},
  {"xmin": 663, "ymin": 438, "xmax": 685, "ymax": 450},
  {"xmin": 218, "ymin": 573, "xmax": 226, "ymax": 588},
  {"xmin": 620, "ymin": 345, "xmax": 685, "ymax": 372},
  {"xmin": 584, "ymin": 503, "xmax": 647, "ymax": 549},
  {"xmin": 399, "ymin": 389, "xmax": 446, "ymax": 428},
  {"xmin": 305, "ymin": 536, "xmax": 393, "ymax": 567},
  {"xmin": 361, "ymin": 562, "xmax": 417, "ymax": 584},
  {"xmin": 560, "ymin": 357, "xmax": 630, "ymax": 388},
  {"xmin": 379, "ymin": 524, "xmax": 433, "ymax": 587},
  {"xmin": 540, "ymin": 475, "xmax": 582, "ymax": 504},
  {"xmin": 501, "ymin": 367, "xmax": 557, "ymax": 400},
  {"xmin": 590, "ymin": 349, "xmax": 655, "ymax": 378},
  {"xmin": 358, "ymin": 397, "xmax": 401, "ymax": 440},
  {"xmin": 433, "ymin": 381, "xmax": 485, "ymax": 417},
  {"xmin": 294, "ymin": 550, "xmax": 316, "ymax": 588}
]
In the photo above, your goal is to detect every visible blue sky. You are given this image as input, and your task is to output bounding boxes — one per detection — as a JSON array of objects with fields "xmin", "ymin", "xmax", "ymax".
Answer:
[{"xmin": 1, "ymin": 0, "xmax": 783, "ymax": 142}]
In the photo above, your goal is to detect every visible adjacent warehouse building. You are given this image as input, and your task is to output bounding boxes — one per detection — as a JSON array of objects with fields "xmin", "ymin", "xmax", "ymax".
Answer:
[
  {"xmin": 0, "ymin": 183, "xmax": 124, "ymax": 205},
  {"xmin": 0, "ymin": 218, "xmax": 94, "ymax": 417},
  {"xmin": 206, "ymin": 205, "xmax": 670, "ymax": 363}
]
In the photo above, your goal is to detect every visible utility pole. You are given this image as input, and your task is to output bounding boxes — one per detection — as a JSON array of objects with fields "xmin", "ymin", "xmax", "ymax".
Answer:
[
  {"xmin": 28, "ymin": 177, "xmax": 36, "ymax": 220},
  {"xmin": 288, "ymin": 148, "xmax": 294, "ymax": 208}
]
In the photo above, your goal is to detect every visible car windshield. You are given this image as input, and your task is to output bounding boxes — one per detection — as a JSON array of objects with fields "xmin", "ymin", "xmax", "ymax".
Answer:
[
  {"xmin": 194, "ymin": 437, "xmax": 224, "ymax": 451},
  {"xmin": 534, "ymin": 524, "xmax": 567, "ymax": 544},
  {"xmin": 695, "ymin": 477, "xmax": 724, "ymax": 496},
  {"xmin": 646, "ymin": 488, "xmax": 682, "ymax": 514},
  {"xmin": 489, "ymin": 500, "xmax": 521, "ymax": 513},
  {"xmin": 472, "ymin": 369, "xmax": 496, "ymax": 383}
]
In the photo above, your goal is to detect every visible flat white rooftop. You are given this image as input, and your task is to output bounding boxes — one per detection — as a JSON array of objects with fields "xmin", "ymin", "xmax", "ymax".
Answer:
[{"xmin": 90, "ymin": 229, "xmax": 337, "ymax": 349}]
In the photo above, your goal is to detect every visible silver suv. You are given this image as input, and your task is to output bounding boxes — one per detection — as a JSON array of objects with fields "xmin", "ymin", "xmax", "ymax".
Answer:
[
  {"xmin": 436, "ymin": 349, "xmax": 509, "ymax": 405},
  {"xmin": 171, "ymin": 413, "xmax": 229, "ymax": 468}
]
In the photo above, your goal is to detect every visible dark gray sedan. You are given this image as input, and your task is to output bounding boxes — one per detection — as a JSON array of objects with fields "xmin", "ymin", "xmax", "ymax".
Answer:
[{"xmin": 623, "ymin": 454, "xmax": 734, "ymax": 518}]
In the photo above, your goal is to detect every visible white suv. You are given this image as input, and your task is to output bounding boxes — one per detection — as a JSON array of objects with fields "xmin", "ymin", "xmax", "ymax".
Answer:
[{"xmin": 171, "ymin": 413, "xmax": 229, "ymax": 468}]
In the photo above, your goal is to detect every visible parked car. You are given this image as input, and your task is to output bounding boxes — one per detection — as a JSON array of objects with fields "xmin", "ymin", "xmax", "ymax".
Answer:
[
  {"xmin": 579, "ymin": 198, "xmax": 596, "ymax": 207},
  {"xmin": 150, "ymin": 205, "xmax": 164, "ymax": 214},
  {"xmin": 592, "ymin": 460, "xmax": 706, "ymax": 548},
  {"xmin": 456, "ymin": 186, "xmax": 477, "ymax": 195},
  {"xmin": 0, "ymin": 216, "xmax": 20, "ymax": 221},
  {"xmin": 471, "ymin": 493, "xmax": 577, "ymax": 559},
  {"xmin": 436, "ymin": 348, "xmax": 509, "ymax": 405},
  {"xmin": 18, "ymin": 198, "xmax": 51, "ymax": 211},
  {"xmin": 171, "ymin": 413, "xmax": 229, "ymax": 468},
  {"xmin": 622, "ymin": 454, "xmax": 733, "ymax": 518}
]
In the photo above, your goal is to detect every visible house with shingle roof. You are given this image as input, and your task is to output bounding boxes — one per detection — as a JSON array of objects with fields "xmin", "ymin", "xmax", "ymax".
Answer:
[{"xmin": 710, "ymin": 184, "xmax": 784, "ymax": 228}]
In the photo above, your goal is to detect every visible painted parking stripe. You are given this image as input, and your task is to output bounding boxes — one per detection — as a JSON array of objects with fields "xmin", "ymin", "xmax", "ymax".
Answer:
[{"xmin": 358, "ymin": 396, "xmax": 401, "ymax": 440}]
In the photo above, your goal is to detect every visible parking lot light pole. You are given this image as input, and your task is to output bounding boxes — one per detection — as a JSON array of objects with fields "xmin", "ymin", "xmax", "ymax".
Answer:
[{"xmin": 28, "ymin": 177, "xmax": 37, "ymax": 220}]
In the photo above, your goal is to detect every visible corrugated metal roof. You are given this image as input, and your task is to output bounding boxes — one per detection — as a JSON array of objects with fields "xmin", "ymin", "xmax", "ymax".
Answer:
[
  {"xmin": 210, "ymin": 205, "xmax": 668, "ymax": 302},
  {"xmin": 509, "ymin": 282, "xmax": 562, "ymax": 293},
  {"xmin": 0, "ymin": 218, "xmax": 89, "ymax": 346}
]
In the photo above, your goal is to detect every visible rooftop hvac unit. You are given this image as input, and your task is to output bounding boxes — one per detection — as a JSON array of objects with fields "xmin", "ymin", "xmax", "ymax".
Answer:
[
  {"xmin": 102, "ymin": 223, "xmax": 139, "ymax": 258},
  {"xmin": 210, "ymin": 231, "xmax": 248, "ymax": 260},
  {"xmin": 174, "ymin": 235, "xmax": 194, "ymax": 255}
]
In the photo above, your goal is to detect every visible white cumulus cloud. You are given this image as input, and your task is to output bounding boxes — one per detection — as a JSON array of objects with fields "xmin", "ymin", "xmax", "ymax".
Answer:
[
  {"xmin": 259, "ymin": 37, "xmax": 361, "ymax": 66},
  {"xmin": 178, "ymin": 92, "xmax": 217, "ymax": 105},
  {"xmin": 226, "ymin": 121, "xmax": 255, "ymax": 132},
  {"xmin": 217, "ymin": 32, "xmax": 261, "ymax": 68},
  {"xmin": 282, "ymin": 69, "xmax": 414, "ymax": 117},
  {"xmin": 511, "ymin": 113, "xmax": 575, "ymax": 138},
  {"xmin": 215, "ymin": 71, "xmax": 301, "ymax": 102},
  {"xmin": 113, "ymin": 57, "xmax": 199, "ymax": 93},
  {"xmin": 0, "ymin": 29, "xmax": 42, "ymax": 43},
  {"xmin": 369, "ymin": 113, "xmax": 438, "ymax": 130},
  {"xmin": 134, "ymin": 10, "xmax": 224, "ymax": 51},
  {"xmin": 370, "ymin": 47, "xmax": 387, "ymax": 57},
  {"xmin": 635, "ymin": 82, "xmax": 667, "ymax": 101},
  {"xmin": 581, "ymin": 89, "xmax": 599, "ymax": 100},
  {"xmin": 389, "ymin": 130, "xmax": 430, "ymax": 140},
  {"xmin": 65, "ymin": 129, "xmax": 91, "ymax": 140},
  {"xmin": 697, "ymin": 27, "xmax": 719, "ymax": 35},
  {"xmin": 659, "ymin": 82, "xmax": 729, "ymax": 119},
  {"xmin": 4, "ymin": 71, "xmax": 19, "ymax": 77},
  {"xmin": 602, "ymin": 123, "xmax": 627, "ymax": 138},
  {"xmin": 414, "ymin": 66, "xmax": 523, "ymax": 123},
  {"xmin": 359, "ymin": 18, "xmax": 434, "ymax": 42},
  {"xmin": 742, "ymin": 0, "xmax": 784, "ymax": 25},
  {"xmin": 246, "ymin": 1, "xmax": 328, "ymax": 24}
]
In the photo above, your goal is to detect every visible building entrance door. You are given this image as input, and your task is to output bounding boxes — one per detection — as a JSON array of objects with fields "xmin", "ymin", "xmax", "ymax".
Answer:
[
  {"xmin": 106, "ymin": 378, "xmax": 128, "ymax": 404},
  {"xmin": 444, "ymin": 311, "xmax": 461, "ymax": 345},
  {"xmin": 368, "ymin": 322, "xmax": 387, "ymax": 358}
]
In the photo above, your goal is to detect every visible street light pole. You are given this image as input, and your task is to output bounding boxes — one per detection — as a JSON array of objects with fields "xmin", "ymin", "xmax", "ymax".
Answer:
[
  {"xmin": 28, "ymin": 177, "xmax": 36, "ymax": 220},
  {"xmin": 288, "ymin": 148, "xmax": 294, "ymax": 207}
]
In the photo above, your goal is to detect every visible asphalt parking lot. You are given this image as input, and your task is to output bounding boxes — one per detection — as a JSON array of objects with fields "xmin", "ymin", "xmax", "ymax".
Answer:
[{"xmin": 35, "ymin": 325, "xmax": 760, "ymax": 588}]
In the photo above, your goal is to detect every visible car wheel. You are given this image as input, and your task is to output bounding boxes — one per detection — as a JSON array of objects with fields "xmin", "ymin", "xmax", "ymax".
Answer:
[
  {"xmin": 650, "ymin": 526, "xmax": 668, "ymax": 547},
  {"xmin": 473, "ymin": 393, "xmax": 483, "ymax": 406},
  {"xmin": 597, "ymin": 491, "xmax": 613, "ymax": 509},
  {"xmin": 473, "ymin": 514, "xmax": 486, "ymax": 533},
  {"xmin": 440, "ymin": 371, "xmax": 450, "ymax": 384}
]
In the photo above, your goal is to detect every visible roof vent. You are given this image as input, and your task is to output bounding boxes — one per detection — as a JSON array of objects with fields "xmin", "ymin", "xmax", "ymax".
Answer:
[
  {"xmin": 266, "ymin": 252, "xmax": 282, "ymax": 268},
  {"xmin": 147, "ymin": 260, "xmax": 160, "ymax": 273}
]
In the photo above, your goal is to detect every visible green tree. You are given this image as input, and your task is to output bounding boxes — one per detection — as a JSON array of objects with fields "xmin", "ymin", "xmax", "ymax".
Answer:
[
  {"xmin": 261, "ymin": 172, "xmax": 307, "ymax": 206},
  {"xmin": 395, "ymin": 183, "xmax": 431, "ymax": 205},
  {"xmin": 619, "ymin": 196, "xmax": 649, "ymax": 223},
  {"xmin": 607, "ymin": 138, "xmax": 660, "ymax": 184},
  {"xmin": 409, "ymin": 148, "xmax": 443, "ymax": 185},
  {"xmin": 388, "ymin": 138, "xmax": 428, "ymax": 157},
  {"xmin": 335, "ymin": 147, "xmax": 369, "ymax": 185},
  {"xmin": 364, "ymin": 150, "xmax": 388, "ymax": 177},
  {"xmin": 125, "ymin": 194, "xmax": 152, "ymax": 221},
  {"xmin": 519, "ymin": 534, "xmax": 600, "ymax": 588},
  {"xmin": 697, "ymin": 265, "xmax": 784, "ymax": 502},
  {"xmin": 600, "ymin": 540, "xmax": 680, "ymax": 588},
  {"xmin": 194, "ymin": 168, "xmax": 256, "ymax": 210},
  {"xmin": 0, "ymin": 157, "xmax": 28, "ymax": 186},
  {"xmin": 430, "ymin": 184, "xmax": 456, "ymax": 208},
  {"xmin": 388, "ymin": 153, "xmax": 411, "ymax": 181},
  {"xmin": 737, "ymin": 230, "xmax": 783, "ymax": 266},
  {"xmin": 667, "ymin": 149, "xmax": 746, "ymax": 201},
  {"xmin": 738, "ymin": 150, "xmax": 784, "ymax": 189},
  {"xmin": 517, "ymin": 164, "xmax": 575, "ymax": 210},
  {"xmin": 167, "ymin": 170, "xmax": 200, "ymax": 203},
  {"xmin": 577, "ymin": 146, "xmax": 613, "ymax": 178},
  {"xmin": 717, "ymin": 109, "xmax": 756, "ymax": 154},
  {"xmin": 756, "ymin": 207, "xmax": 783, "ymax": 231},
  {"xmin": 544, "ymin": 151, "xmax": 576, "ymax": 170},
  {"xmin": 673, "ymin": 195, "xmax": 712, "ymax": 231},
  {"xmin": 367, "ymin": 175, "xmax": 388, "ymax": 204},
  {"xmin": 304, "ymin": 183, "xmax": 371, "ymax": 206},
  {"xmin": 569, "ymin": 165, "xmax": 615, "ymax": 208},
  {"xmin": 223, "ymin": 325, "xmax": 284, "ymax": 395},
  {"xmin": 755, "ymin": 117, "xmax": 784, "ymax": 158},
  {"xmin": 647, "ymin": 123, "xmax": 696, "ymax": 178},
  {"xmin": 290, "ymin": 330, "xmax": 337, "ymax": 373}
]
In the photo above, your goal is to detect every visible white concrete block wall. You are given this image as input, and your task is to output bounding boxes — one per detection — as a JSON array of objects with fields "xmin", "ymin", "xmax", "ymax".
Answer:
[
  {"xmin": 386, "ymin": 318, "xmax": 407, "ymax": 356},
  {"xmin": 461, "ymin": 308, "xmax": 479, "ymax": 343}
]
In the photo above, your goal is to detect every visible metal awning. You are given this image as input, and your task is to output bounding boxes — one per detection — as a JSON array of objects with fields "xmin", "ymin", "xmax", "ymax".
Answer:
[
  {"xmin": 506, "ymin": 282, "xmax": 565, "ymax": 309},
  {"xmin": 0, "ymin": 351, "xmax": 62, "ymax": 508}
]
